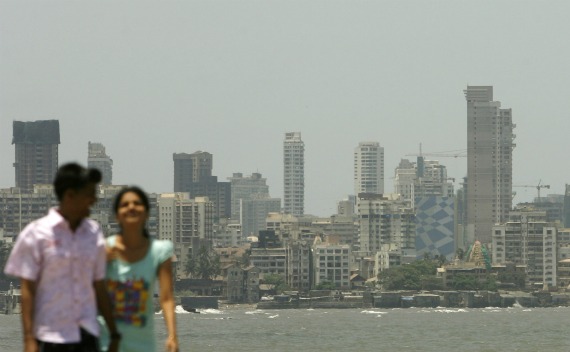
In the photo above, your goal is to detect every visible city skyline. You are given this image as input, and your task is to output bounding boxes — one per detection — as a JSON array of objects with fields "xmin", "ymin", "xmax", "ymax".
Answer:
[{"xmin": 1, "ymin": 1, "xmax": 570, "ymax": 216}]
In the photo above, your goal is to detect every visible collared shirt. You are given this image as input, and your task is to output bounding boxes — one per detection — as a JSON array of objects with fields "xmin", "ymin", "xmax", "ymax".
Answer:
[{"xmin": 4, "ymin": 208, "xmax": 106, "ymax": 344}]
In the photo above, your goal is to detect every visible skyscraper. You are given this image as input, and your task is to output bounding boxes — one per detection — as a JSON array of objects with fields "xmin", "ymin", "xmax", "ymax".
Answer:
[
  {"xmin": 12, "ymin": 120, "xmax": 60, "ymax": 192},
  {"xmin": 87, "ymin": 142, "xmax": 113, "ymax": 185},
  {"xmin": 354, "ymin": 142, "xmax": 384, "ymax": 196},
  {"xmin": 283, "ymin": 132, "xmax": 304, "ymax": 216},
  {"xmin": 465, "ymin": 86, "xmax": 515, "ymax": 244},
  {"xmin": 172, "ymin": 151, "xmax": 231, "ymax": 219}
]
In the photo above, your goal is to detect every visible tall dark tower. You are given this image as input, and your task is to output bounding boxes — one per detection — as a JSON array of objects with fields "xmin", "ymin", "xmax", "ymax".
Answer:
[
  {"xmin": 12, "ymin": 120, "xmax": 60, "ymax": 192},
  {"xmin": 173, "ymin": 151, "xmax": 231, "ymax": 219}
]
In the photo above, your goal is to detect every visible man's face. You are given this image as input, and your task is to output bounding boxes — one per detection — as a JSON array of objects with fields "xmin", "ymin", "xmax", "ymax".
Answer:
[{"xmin": 68, "ymin": 183, "xmax": 98, "ymax": 219}]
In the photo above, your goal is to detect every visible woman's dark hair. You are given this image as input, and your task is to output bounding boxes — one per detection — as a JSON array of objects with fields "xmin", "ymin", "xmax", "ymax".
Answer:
[
  {"xmin": 53, "ymin": 163, "xmax": 102, "ymax": 201},
  {"xmin": 113, "ymin": 186, "xmax": 150, "ymax": 238}
]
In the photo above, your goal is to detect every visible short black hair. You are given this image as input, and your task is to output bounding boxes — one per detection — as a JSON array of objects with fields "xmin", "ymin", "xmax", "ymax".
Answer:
[{"xmin": 53, "ymin": 163, "xmax": 102, "ymax": 201}]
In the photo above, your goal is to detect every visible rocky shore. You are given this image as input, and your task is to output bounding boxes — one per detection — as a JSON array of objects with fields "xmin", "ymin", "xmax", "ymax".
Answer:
[{"xmin": 255, "ymin": 290, "xmax": 570, "ymax": 310}]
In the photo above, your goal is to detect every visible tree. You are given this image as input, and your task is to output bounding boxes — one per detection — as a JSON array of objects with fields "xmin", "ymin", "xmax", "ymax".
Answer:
[
  {"xmin": 185, "ymin": 246, "xmax": 221, "ymax": 280},
  {"xmin": 379, "ymin": 259, "xmax": 438, "ymax": 291},
  {"xmin": 262, "ymin": 274, "xmax": 290, "ymax": 294},
  {"xmin": 0, "ymin": 241, "xmax": 12, "ymax": 283},
  {"xmin": 455, "ymin": 248, "xmax": 465, "ymax": 261},
  {"xmin": 240, "ymin": 248, "xmax": 251, "ymax": 267},
  {"xmin": 451, "ymin": 274, "xmax": 479, "ymax": 290},
  {"xmin": 315, "ymin": 280, "xmax": 337, "ymax": 290}
]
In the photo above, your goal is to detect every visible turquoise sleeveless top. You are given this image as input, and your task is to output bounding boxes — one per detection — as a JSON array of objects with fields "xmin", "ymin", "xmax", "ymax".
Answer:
[{"xmin": 100, "ymin": 236, "xmax": 173, "ymax": 352}]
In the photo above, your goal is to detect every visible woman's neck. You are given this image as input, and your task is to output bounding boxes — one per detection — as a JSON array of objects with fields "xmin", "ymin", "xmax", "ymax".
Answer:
[{"xmin": 120, "ymin": 228, "xmax": 147, "ymax": 248}]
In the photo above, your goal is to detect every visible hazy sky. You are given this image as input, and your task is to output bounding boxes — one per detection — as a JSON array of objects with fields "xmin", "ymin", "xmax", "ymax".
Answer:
[{"xmin": 1, "ymin": 1, "xmax": 569, "ymax": 216}]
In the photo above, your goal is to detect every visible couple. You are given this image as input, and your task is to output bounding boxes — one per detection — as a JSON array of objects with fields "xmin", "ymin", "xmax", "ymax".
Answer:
[{"xmin": 3, "ymin": 163, "xmax": 179, "ymax": 352}]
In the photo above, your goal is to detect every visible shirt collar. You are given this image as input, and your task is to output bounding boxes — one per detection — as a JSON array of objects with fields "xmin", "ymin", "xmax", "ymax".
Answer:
[{"xmin": 46, "ymin": 207, "xmax": 88, "ymax": 232}]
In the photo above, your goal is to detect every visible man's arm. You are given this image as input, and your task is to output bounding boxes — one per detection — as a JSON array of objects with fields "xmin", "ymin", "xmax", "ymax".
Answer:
[
  {"xmin": 94, "ymin": 280, "xmax": 120, "ymax": 352},
  {"xmin": 20, "ymin": 279, "xmax": 38, "ymax": 352}
]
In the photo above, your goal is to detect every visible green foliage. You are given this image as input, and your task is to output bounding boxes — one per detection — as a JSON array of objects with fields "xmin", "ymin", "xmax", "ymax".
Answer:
[
  {"xmin": 451, "ymin": 274, "xmax": 498, "ymax": 291},
  {"xmin": 379, "ymin": 259, "xmax": 438, "ymax": 291},
  {"xmin": 262, "ymin": 274, "xmax": 290, "ymax": 294},
  {"xmin": 0, "ymin": 241, "xmax": 12, "ymax": 282},
  {"xmin": 185, "ymin": 246, "xmax": 221, "ymax": 280},
  {"xmin": 315, "ymin": 280, "xmax": 337, "ymax": 290},
  {"xmin": 455, "ymin": 248, "xmax": 465, "ymax": 260},
  {"xmin": 240, "ymin": 248, "xmax": 251, "ymax": 267},
  {"xmin": 451, "ymin": 274, "xmax": 479, "ymax": 290}
]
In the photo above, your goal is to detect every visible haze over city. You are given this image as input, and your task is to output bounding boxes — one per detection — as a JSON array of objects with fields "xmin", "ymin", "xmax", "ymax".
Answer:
[{"xmin": 2, "ymin": 1, "xmax": 570, "ymax": 216}]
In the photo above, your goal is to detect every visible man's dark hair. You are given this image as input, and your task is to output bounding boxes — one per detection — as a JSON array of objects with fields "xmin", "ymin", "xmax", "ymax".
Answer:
[{"xmin": 53, "ymin": 163, "xmax": 102, "ymax": 201}]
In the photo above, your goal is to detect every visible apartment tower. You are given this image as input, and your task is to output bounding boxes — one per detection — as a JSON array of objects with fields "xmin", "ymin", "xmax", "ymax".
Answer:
[
  {"xmin": 465, "ymin": 86, "xmax": 515, "ymax": 244},
  {"xmin": 172, "ymin": 151, "xmax": 231, "ymax": 219},
  {"xmin": 354, "ymin": 142, "xmax": 384, "ymax": 196},
  {"xmin": 87, "ymin": 142, "xmax": 113, "ymax": 185},
  {"xmin": 283, "ymin": 132, "xmax": 304, "ymax": 216},
  {"xmin": 12, "ymin": 120, "xmax": 60, "ymax": 192}
]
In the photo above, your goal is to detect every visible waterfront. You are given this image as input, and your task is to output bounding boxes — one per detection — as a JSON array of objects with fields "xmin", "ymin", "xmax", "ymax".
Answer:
[{"xmin": 2, "ymin": 305, "xmax": 570, "ymax": 351}]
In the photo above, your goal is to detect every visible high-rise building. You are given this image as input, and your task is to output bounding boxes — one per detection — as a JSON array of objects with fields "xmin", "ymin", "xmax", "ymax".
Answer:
[
  {"xmin": 228, "ymin": 172, "xmax": 270, "ymax": 219},
  {"xmin": 228, "ymin": 172, "xmax": 281, "ymax": 236},
  {"xmin": 283, "ymin": 132, "xmax": 304, "ymax": 216},
  {"xmin": 87, "ymin": 142, "xmax": 113, "ymax": 185},
  {"xmin": 357, "ymin": 193, "xmax": 415, "ymax": 254},
  {"xmin": 173, "ymin": 151, "xmax": 231, "ymax": 219},
  {"xmin": 465, "ymin": 86, "xmax": 515, "ymax": 244},
  {"xmin": 12, "ymin": 120, "xmax": 60, "ymax": 192},
  {"xmin": 393, "ymin": 157, "xmax": 455, "ymax": 260},
  {"xmin": 158, "ymin": 193, "xmax": 214, "ymax": 278},
  {"xmin": 394, "ymin": 157, "xmax": 454, "ymax": 207},
  {"xmin": 354, "ymin": 142, "xmax": 384, "ymax": 196}
]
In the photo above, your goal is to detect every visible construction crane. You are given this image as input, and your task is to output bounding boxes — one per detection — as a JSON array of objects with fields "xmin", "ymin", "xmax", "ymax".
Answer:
[
  {"xmin": 512, "ymin": 180, "xmax": 550, "ymax": 202},
  {"xmin": 405, "ymin": 144, "xmax": 467, "ymax": 158}
]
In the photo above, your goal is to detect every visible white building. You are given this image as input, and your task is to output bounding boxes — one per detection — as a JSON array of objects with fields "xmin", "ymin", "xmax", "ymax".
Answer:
[
  {"xmin": 158, "ymin": 193, "xmax": 214, "ymax": 278},
  {"xmin": 492, "ymin": 210, "xmax": 556, "ymax": 288},
  {"xmin": 394, "ymin": 157, "xmax": 454, "ymax": 207},
  {"xmin": 283, "ymin": 132, "xmax": 304, "ymax": 217},
  {"xmin": 313, "ymin": 239, "xmax": 351, "ymax": 289},
  {"xmin": 354, "ymin": 142, "xmax": 384, "ymax": 196},
  {"xmin": 357, "ymin": 193, "xmax": 415, "ymax": 254}
]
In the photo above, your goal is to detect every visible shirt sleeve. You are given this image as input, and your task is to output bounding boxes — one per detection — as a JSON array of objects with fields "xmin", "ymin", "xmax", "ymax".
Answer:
[
  {"xmin": 156, "ymin": 240, "xmax": 174, "ymax": 266},
  {"xmin": 3, "ymin": 223, "xmax": 42, "ymax": 281},
  {"xmin": 94, "ymin": 229, "xmax": 107, "ymax": 281}
]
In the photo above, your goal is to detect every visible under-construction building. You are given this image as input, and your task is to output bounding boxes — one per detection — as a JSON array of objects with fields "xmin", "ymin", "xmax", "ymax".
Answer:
[
  {"xmin": 465, "ymin": 86, "xmax": 515, "ymax": 245},
  {"xmin": 12, "ymin": 120, "xmax": 60, "ymax": 192}
]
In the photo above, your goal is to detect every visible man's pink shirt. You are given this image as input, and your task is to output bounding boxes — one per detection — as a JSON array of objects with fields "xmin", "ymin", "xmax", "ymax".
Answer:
[{"xmin": 4, "ymin": 208, "xmax": 106, "ymax": 344}]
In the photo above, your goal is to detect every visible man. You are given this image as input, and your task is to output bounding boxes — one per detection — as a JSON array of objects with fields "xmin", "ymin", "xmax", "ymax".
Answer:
[{"xmin": 4, "ymin": 163, "xmax": 120, "ymax": 352}]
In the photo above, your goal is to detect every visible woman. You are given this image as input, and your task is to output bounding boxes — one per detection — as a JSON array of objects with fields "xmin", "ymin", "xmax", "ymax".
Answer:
[{"xmin": 101, "ymin": 186, "xmax": 179, "ymax": 352}]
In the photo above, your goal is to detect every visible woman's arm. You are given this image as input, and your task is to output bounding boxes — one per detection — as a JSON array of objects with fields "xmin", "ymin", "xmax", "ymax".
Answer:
[{"xmin": 158, "ymin": 259, "xmax": 179, "ymax": 352}]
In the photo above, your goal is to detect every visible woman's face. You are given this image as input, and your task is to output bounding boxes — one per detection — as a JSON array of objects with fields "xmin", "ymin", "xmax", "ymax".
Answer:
[{"xmin": 116, "ymin": 191, "xmax": 149, "ymax": 228}]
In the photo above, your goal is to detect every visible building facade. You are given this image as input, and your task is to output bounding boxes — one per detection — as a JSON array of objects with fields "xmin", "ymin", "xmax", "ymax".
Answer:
[
  {"xmin": 283, "ymin": 132, "xmax": 304, "ymax": 217},
  {"xmin": 158, "ymin": 193, "xmax": 214, "ymax": 278},
  {"xmin": 12, "ymin": 120, "xmax": 60, "ymax": 192},
  {"xmin": 354, "ymin": 142, "xmax": 384, "ymax": 196},
  {"xmin": 87, "ymin": 142, "xmax": 113, "ymax": 185},
  {"xmin": 357, "ymin": 193, "xmax": 415, "ymax": 254},
  {"xmin": 465, "ymin": 86, "xmax": 515, "ymax": 244},
  {"xmin": 173, "ymin": 151, "xmax": 231, "ymax": 220},
  {"xmin": 313, "ymin": 241, "xmax": 351, "ymax": 289},
  {"xmin": 492, "ymin": 210, "xmax": 557, "ymax": 288}
]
